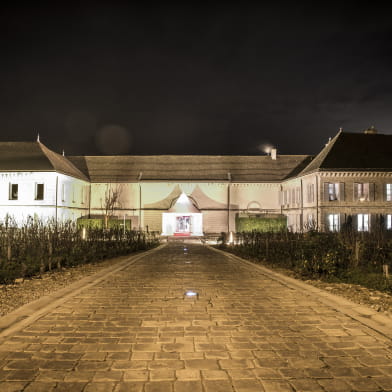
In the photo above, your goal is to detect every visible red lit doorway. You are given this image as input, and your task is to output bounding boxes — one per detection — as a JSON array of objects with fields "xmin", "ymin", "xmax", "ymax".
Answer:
[{"xmin": 175, "ymin": 215, "xmax": 191, "ymax": 236}]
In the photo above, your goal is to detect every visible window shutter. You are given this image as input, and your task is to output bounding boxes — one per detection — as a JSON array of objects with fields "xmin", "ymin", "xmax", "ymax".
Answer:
[
  {"xmin": 339, "ymin": 183, "xmax": 345, "ymax": 201},
  {"xmin": 369, "ymin": 183, "xmax": 375, "ymax": 201},
  {"xmin": 353, "ymin": 214, "xmax": 359, "ymax": 231},
  {"xmin": 353, "ymin": 183, "xmax": 359, "ymax": 200},
  {"xmin": 324, "ymin": 213, "xmax": 330, "ymax": 231},
  {"xmin": 324, "ymin": 182, "xmax": 330, "ymax": 202},
  {"xmin": 370, "ymin": 214, "xmax": 377, "ymax": 232},
  {"xmin": 339, "ymin": 213, "xmax": 345, "ymax": 230}
]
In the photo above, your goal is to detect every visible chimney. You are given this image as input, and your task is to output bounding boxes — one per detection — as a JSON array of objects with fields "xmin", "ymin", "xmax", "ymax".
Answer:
[
  {"xmin": 271, "ymin": 148, "xmax": 277, "ymax": 160},
  {"xmin": 364, "ymin": 125, "xmax": 378, "ymax": 134}
]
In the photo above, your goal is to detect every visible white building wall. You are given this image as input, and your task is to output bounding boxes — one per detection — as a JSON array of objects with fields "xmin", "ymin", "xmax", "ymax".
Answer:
[{"xmin": 0, "ymin": 171, "xmax": 89, "ymax": 226}]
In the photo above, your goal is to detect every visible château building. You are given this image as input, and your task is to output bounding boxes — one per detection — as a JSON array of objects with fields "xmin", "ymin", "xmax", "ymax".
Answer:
[{"xmin": 0, "ymin": 128, "xmax": 391, "ymax": 234}]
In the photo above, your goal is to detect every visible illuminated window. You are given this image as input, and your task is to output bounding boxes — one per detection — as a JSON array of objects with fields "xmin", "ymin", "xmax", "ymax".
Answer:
[
  {"xmin": 9, "ymin": 184, "xmax": 18, "ymax": 200},
  {"xmin": 387, "ymin": 214, "xmax": 392, "ymax": 230},
  {"xmin": 35, "ymin": 183, "xmax": 44, "ymax": 200},
  {"xmin": 354, "ymin": 183, "xmax": 373, "ymax": 201},
  {"xmin": 386, "ymin": 184, "xmax": 392, "ymax": 201},
  {"xmin": 328, "ymin": 183, "xmax": 339, "ymax": 201},
  {"xmin": 327, "ymin": 214, "xmax": 339, "ymax": 231},
  {"xmin": 357, "ymin": 214, "xmax": 369, "ymax": 232}
]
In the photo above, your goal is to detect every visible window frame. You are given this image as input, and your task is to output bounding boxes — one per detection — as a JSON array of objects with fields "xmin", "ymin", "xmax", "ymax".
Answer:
[
  {"xmin": 35, "ymin": 183, "xmax": 44, "ymax": 200},
  {"xmin": 327, "ymin": 213, "xmax": 339, "ymax": 231},
  {"xmin": 9, "ymin": 183, "xmax": 18, "ymax": 200},
  {"xmin": 357, "ymin": 213, "xmax": 369, "ymax": 232}
]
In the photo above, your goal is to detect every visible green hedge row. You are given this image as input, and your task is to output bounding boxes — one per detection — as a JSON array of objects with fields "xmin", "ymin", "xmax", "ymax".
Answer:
[
  {"xmin": 0, "ymin": 218, "xmax": 160, "ymax": 284},
  {"xmin": 219, "ymin": 230, "xmax": 392, "ymax": 292}
]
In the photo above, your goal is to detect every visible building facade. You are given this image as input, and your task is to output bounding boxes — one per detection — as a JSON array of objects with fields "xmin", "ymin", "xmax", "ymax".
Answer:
[{"xmin": 1, "ymin": 129, "xmax": 391, "ymax": 234}]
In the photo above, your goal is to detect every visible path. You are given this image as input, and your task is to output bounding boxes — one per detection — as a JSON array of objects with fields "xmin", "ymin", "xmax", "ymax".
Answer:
[{"xmin": 0, "ymin": 243, "xmax": 391, "ymax": 391}]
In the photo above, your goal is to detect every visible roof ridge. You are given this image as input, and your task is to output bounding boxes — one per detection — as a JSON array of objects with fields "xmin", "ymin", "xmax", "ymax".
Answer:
[
  {"xmin": 38, "ymin": 142, "xmax": 89, "ymax": 181},
  {"xmin": 299, "ymin": 130, "xmax": 342, "ymax": 176}
]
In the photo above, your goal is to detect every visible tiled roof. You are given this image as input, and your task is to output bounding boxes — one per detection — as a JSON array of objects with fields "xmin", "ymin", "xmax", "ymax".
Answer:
[
  {"xmin": 0, "ymin": 142, "xmax": 89, "ymax": 181},
  {"xmin": 300, "ymin": 131, "xmax": 392, "ymax": 175},
  {"xmin": 67, "ymin": 154, "xmax": 311, "ymax": 182}
]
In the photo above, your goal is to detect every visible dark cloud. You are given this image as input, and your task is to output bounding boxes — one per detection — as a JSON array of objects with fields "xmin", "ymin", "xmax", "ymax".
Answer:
[{"xmin": 0, "ymin": 3, "xmax": 392, "ymax": 156}]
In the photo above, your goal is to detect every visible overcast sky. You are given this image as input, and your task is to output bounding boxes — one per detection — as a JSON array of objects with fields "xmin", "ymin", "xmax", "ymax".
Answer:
[{"xmin": 1, "ymin": 3, "xmax": 392, "ymax": 156}]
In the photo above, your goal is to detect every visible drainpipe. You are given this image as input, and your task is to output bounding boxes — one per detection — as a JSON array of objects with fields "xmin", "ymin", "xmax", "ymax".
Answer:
[
  {"xmin": 138, "ymin": 172, "xmax": 143, "ymax": 230},
  {"xmin": 316, "ymin": 175, "xmax": 319, "ymax": 230},
  {"xmin": 55, "ymin": 176, "xmax": 58, "ymax": 223},
  {"xmin": 227, "ymin": 172, "xmax": 231, "ymax": 233},
  {"xmin": 300, "ymin": 178, "xmax": 303, "ymax": 231},
  {"xmin": 88, "ymin": 183, "xmax": 91, "ymax": 218}
]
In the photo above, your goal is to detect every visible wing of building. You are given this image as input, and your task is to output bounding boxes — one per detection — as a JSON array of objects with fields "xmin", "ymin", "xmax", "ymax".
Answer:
[{"xmin": 1, "ymin": 128, "xmax": 391, "ymax": 234}]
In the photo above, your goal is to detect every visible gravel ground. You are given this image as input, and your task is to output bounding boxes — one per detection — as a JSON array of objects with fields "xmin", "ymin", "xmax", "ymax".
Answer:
[
  {"xmin": 0, "ymin": 249, "xmax": 391, "ymax": 319},
  {"xmin": 266, "ymin": 265, "xmax": 392, "ymax": 318},
  {"xmin": 0, "ymin": 257, "xmax": 125, "ymax": 317}
]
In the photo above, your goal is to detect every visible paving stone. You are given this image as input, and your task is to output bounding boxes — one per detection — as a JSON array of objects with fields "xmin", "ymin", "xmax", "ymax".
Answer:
[
  {"xmin": 114, "ymin": 382, "xmax": 144, "ymax": 392},
  {"xmin": 0, "ymin": 244, "xmax": 392, "ymax": 392},
  {"xmin": 173, "ymin": 380, "xmax": 203, "ymax": 392},
  {"xmin": 144, "ymin": 381, "xmax": 173, "ymax": 392},
  {"xmin": 203, "ymin": 379, "xmax": 235, "ymax": 392},
  {"xmin": 0, "ymin": 382, "xmax": 29, "ymax": 392}
]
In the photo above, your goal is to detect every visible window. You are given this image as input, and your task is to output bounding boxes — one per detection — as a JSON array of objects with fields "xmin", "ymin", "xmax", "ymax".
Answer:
[
  {"xmin": 328, "ymin": 183, "xmax": 339, "ymax": 201},
  {"xmin": 307, "ymin": 183, "xmax": 315, "ymax": 203},
  {"xmin": 35, "ymin": 183, "xmax": 44, "ymax": 200},
  {"xmin": 354, "ymin": 183, "xmax": 374, "ymax": 201},
  {"xmin": 9, "ymin": 184, "xmax": 18, "ymax": 200},
  {"xmin": 307, "ymin": 213, "xmax": 314, "ymax": 228},
  {"xmin": 357, "ymin": 214, "xmax": 369, "ymax": 232},
  {"xmin": 387, "ymin": 214, "xmax": 392, "ymax": 230},
  {"xmin": 386, "ymin": 184, "xmax": 392, "ymax": 201},
  {"xmin": 327, "ymin": 214, "xmax": 339, "ymax": 231},
  {"xmin": 296, "ymin": 188, "xmax": 301, "ymax": 205}
]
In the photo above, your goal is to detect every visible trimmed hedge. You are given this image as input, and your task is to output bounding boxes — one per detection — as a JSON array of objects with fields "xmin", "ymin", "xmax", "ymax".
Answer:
[
  {"xmin": 219, "ymin": 230, "xmax": 392, "ymax": 293},
  {"xmin": 0, "ymin": 217, "xmax": 159, "ymax": 284}
]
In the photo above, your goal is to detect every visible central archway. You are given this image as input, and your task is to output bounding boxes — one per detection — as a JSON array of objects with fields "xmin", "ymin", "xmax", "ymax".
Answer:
[{"xmin": 161, "ymin": 193, "xmax": 203, "ymax": 236}]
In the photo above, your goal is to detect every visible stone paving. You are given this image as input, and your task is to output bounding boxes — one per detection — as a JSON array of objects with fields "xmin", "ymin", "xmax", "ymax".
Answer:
[{"xmin": 0, "ymin": 243, "xmax": 392, "ymax": 392}]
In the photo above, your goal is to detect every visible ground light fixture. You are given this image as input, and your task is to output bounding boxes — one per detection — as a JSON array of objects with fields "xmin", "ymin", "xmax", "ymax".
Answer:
[{"xmin": 184, "ymin": 290, "xmax": 198, "ymax": 298}]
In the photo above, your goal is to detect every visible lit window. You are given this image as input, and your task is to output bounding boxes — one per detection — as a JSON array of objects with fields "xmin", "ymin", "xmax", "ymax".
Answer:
[
  {"xmin": 357, "ymin": 214, "xmax": 369, "ymax": 232},
  {"xmin": 35, "ymin": 183, "xmax": 44, "ymax": 200},
  {"xmin": 387, "ymin": 214, "xmax": 392, "ymax": 230},
  {"xmin": 9, "ymin": 184, "xmax": 18, "ymax": 200},
  {"xmin": 308, "ymin": 213, "xmax": 314, "ymax": 227},
  {"xmin": 386, "ymin": 184, "xmax": 392, "ymax": 201},
  {"xmin": 355, "ymin": 183, "xmax": 370, "ymax": 201},
  {"xmin": 328, "ymin": 214, "xmax": 339, "ymax": 231},
  {"xmin": 328, "ymin": 183, "xmax": 339, "ymax": 201}
]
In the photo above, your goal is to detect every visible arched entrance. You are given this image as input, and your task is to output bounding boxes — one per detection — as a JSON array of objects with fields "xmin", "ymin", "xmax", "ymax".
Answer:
[{"xmin": 161, "ymin": 193, "xmax": 203, "ymax": 236}]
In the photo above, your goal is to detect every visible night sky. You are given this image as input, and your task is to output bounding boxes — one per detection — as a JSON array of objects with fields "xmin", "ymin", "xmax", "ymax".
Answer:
[{"xmin": 1, "ymin": 3, "xmax": 392, "ymax": 156}]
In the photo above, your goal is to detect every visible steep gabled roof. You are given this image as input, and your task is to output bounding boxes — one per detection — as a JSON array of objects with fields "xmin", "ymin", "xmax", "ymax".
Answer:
[
  {"xmin": 0, "ymin": 141, "xmax": 89, "ymax": 181},
  {"xmin": 67, "ymin": 154, "xmax": 311, "ymax": 182},
  {"xmin": 168, "ymin": 193, "xmax": 201, "ymax": 213},
  {"xmin": 300, "ymin": 131, "xmax": 392, "ymax": 175}
]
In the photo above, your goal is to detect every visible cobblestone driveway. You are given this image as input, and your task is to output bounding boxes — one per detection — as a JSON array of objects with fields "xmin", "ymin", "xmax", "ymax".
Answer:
[{"xmin": 0, "ymin": 243, "xmax": 391, "ymax": 392}]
